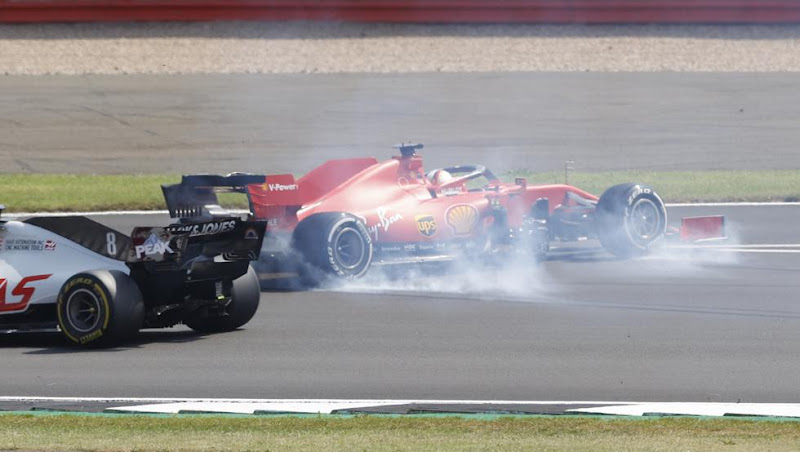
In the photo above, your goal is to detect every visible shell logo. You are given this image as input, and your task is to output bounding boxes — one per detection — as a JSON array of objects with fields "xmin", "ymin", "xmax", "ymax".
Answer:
[{"xmin": 445, "ymin": 204, "xmax": 479, "ymax": 236}]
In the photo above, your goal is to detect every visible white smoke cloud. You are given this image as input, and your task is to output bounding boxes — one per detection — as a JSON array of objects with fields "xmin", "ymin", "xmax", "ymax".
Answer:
[
  {"xmin": 643, "ymin": 218, "xmax": 743, "ymax": 272},
  {"xmin": 325, "ymin": 219, "xmax": 741, "ymax": 301},
  {"xmin": 329, "ymin": 248, "xmax": 560, "ymax": 301}
]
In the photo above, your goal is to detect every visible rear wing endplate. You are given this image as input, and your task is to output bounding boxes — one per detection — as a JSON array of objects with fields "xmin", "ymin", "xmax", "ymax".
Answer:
[
  {"xmin": 126, "ymin": 217, "xmax": 267, "ymax": 265},
  {"xmin": 679, "ymin": 215, "xmax": 727, "ymax": 242},
  {"xmin": 161, "ymin": 174, "xmax": 266, "ymax": 219}
]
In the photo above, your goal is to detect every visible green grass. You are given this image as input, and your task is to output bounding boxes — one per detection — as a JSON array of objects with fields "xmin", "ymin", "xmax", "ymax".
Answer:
[
  {"xmin": 0, "ymin": 170, "xmax": 798, "ymax": 213},
  {"xmin": 0, "ymin": 174, "xmax": 248, "ymax": 213},
  {"xmin": 1, "ymin": 413, "xmax": 800, "ymax": 451},
  {"xmin": 514, "ymin": 170, "xmax": 800, "ymax": 204}
]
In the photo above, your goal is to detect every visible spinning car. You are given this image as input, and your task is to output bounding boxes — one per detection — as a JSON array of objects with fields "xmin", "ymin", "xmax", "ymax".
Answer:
[
  {"xmin": 177, "ymin": 144, "xmax": 725, "ymax": 284},
  {"xmin": 0, "ymin": 175, "xmax": 267, "ymax": 346}
]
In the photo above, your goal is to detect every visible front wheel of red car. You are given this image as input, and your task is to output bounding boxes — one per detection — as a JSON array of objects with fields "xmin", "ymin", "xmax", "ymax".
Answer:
[
  {"xmin": 292, "ymin": 212, "xmax": 373, "ymax": 284},
  {"xmin": 595, "ymin": 183, "xmax": 667, "ymax": 258}
]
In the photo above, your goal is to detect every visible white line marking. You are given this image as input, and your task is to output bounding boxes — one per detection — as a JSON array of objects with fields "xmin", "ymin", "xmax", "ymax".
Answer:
[
  {"xmin": 5, "ymin": 210, "xmax": 169, "ymax": 218},
  {"xmin": 706, "ymin": 249, "xmax": 800, "ymax": 254},
  {"xmin": 107, "ymin": 401, "xmax": 800, "ymax": 417},
  {"xmin": 669, "ymin": 244, "xmax": 800, "ymax": 253},
  {"xmin": 0, "ymin": 397, "xmax": 631, "ymax": 414},
  {"xmin": 107, "ymin": 401, "xmax": 405, "ymax": 415},
  {"xmin": 568, "ymin": 403, "xmax": 800, "ymax": 418},
  {"xmin": 666, "ymin": 202, "xmax": 800, "ymax": 207},
  {"xmin": 675, "ymin": 244, "xmax": 800, "ymax": 248},
  {"xmin": 0, "ymin": 396, "xmax": 633, "ymax": 404},
  {"xmin": 4, "ymin": 209, "xmax": 249, "ymax": 218},
  {"xmin": 6, "ymin": 397, "xmax": 800, "ymax": 417}
]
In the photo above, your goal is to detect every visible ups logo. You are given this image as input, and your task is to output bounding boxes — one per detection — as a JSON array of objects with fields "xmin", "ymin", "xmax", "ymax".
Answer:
[{"xmin": 415, "ymin": 215, "xmax": 437, "ymax": 237}]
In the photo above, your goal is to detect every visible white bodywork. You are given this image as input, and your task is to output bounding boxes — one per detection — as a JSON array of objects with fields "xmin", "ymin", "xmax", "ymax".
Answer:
[{"xmin": 0, "ymin": 220, "xmax": 128, "ymax": 315}]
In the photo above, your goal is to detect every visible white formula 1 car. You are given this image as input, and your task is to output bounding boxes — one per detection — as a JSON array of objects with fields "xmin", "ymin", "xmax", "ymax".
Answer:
[{"xmin": 0, "ymin": 174, "xmax": 267, "ymax": 346}]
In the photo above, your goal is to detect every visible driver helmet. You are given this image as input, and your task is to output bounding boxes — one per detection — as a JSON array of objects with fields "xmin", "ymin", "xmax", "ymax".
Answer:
[{"xmin": 427, "ymin": 169, "xmax": 453, "ymax": 185}]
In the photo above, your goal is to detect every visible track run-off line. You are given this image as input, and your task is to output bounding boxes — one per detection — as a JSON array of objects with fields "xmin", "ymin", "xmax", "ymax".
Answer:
[
  {"xmin": 668, "ymin": 244, "xmax": 800, "ymax": 253},
  {"xmin": 4, "ymin": 202, "xmax": 799, "ymax": 219},
  {"xmin": 3, "ymin": 397, "xmax": 800, "ymax": 418}
]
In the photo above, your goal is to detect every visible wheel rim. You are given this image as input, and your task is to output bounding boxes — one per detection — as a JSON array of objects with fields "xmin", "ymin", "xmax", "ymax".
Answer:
[
  {"xmin": 65, "ymin": 289, "xmax": 102, "ymax": 333},
  {"xmin": 333, "ymin": 226, "xmax": 366, "ymax": 270},
  {"xmin": 627, "ymin": 198, "xmax": 662, "ymax": 245}
]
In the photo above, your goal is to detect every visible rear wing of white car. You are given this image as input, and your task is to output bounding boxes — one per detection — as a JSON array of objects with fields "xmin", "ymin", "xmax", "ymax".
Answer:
[
  {"xmin": 23, "ymin": 213, "xmax": 266, "ymax": 267},
  {"xmin": 161, "ymin": 173, "xmax": 266, "ymax": 220}
]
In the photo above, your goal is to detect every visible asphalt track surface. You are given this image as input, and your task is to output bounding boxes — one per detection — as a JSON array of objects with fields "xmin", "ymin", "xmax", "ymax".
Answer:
[
  {"xmin": 1, "ymin": 73, "xmax": 800, "ymax": 174},
  {"xmin": 2, "ymin": 72, "xmax": 799, "ymax": 404},
  {"xmin": 2, "ymin": 204, "xmax": 799, "ymax": 402}
]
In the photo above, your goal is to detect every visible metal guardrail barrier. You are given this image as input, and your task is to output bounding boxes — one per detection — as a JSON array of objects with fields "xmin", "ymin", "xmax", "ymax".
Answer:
[{"xmin": 1, "ymin": 0, "xmax": 800, "ymax": 23}]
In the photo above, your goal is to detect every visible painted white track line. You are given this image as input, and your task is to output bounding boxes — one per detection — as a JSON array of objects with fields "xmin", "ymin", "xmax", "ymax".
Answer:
[
  {"xmin": 666, "ymin": 202, "xmax": 800, "ymax": 207},
  {"xmin": 5, "ymin": 210, "xmax": 169, "ymax": 218},
  {"xmin": 1, "ymin": 397, "xmax": 617, "ymax": 415},
  {"xmin": 1, "ymin": 397, "xmax": 610, "ymax": 405},
  {"xmin": 4, "ymin": 209, "xmax": 250, "ymax": 218},
  {"xmin": 108, "ymin": 401, "xmax": 403, "ymax": 415},
  {"xmin": 568, "ymin": 403, "xmax": 800, "ymax": 418},
  {"xmin": 95, "ymin": 402, "xmax": 800, "ymax": 417},
  {"xmin": 695, "ymin": 249, "xmax": 800, "ymax": 254},
  {"xmin": 3, "ymin": 397, "xmax": 800, "ymax": 417},
  {"xmin": 681, "ymin": 244, "xmax": 800, "ymax": 248},
  {"xmin": 668, "ymin": 244, "xmax": 800, "ymax": 254},
  {"xmin": 3, "ymin": 202, "xmax": 798, "ymax": 218}
]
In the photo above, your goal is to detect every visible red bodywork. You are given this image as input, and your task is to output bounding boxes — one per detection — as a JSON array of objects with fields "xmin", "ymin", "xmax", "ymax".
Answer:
[{"xmin": 247, "ymin": 153, "xmax": 598, "ymax": 247}]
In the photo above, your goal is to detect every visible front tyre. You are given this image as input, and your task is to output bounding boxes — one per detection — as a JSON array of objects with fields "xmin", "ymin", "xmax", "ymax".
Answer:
[
  {"xmin": 57, "ymin": 270, "xmax": 144, "ymax": 347},
  {"xmin": 595, "ymin": 183, "xmax": 667, "ymax": 258},
  {"xmin": 185, "ymin": 266, "xmax": 261, "ymax": 333}
]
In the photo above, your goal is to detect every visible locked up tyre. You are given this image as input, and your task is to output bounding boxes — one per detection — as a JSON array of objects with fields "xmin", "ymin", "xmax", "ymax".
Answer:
[
  {"xmin": 185, "ymin": 265, "xmax": 261, "ymax": 333},
  {"xmin": 292, "ymin": 212, "xmax": 373, "ymax": 284},
  {"xmin": 56, "ymin": 270, "xmax": 145, "ymax": 347},
  {"xmin": 595, "ymin": 183, "xmax": 667, "ymax": 258}
]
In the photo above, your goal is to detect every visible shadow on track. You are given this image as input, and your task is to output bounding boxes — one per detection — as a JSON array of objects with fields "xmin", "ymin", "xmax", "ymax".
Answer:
[{"xmin": 0, "ymin": 329, "xmax": 224, "ymax": 354}]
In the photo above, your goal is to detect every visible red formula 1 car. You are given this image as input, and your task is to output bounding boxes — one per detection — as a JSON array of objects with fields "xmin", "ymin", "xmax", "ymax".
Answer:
[{"xmin": 171, "ymin": 144, "xmax": 724, "ymax": 285}]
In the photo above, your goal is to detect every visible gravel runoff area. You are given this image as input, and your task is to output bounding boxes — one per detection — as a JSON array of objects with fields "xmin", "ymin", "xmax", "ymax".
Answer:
[{"xmin": 2, "ymin": 22, "xmax": 800, "ymax": 74}]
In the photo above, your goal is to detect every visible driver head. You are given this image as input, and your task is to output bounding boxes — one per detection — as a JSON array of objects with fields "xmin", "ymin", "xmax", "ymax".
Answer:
[{"xmin": 427, "ymin": 169, "xmax": 453, "ymax": 185}]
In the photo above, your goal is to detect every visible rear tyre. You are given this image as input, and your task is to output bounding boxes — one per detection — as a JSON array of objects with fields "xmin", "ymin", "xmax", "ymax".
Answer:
[
  {"xmin": 185, "ymin": 266, "xmax": 260, "ymax": 333},
  {"xmin": 292, "ymin": 212, "xmax": 373, "ymax": 284},
  {"xmin": 57, "ymin": 270, "xmax": 144, "ymax": 347},
  {"xmin": 595, "ymin": 183, "xmax": 667, "ymax": 258}
]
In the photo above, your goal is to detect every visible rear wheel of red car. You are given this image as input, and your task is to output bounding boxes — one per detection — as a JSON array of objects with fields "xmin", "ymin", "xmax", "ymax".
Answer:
[
  {"xmin": 292, "ymin": 212, "xmax": 373, "ymax": 284},
  {"xmin": 595, "ymin": 183, "xmax": 667, "ymax": 258},
  {"xmin": 57, "ymin": 270, "xmax": 144, "ymax": 347}
]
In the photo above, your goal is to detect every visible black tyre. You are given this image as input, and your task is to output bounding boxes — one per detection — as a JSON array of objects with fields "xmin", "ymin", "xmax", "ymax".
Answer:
[
  {"xmin": 521, "ymin": 220, "xmax": 549, "ymax": 263},
  {"xmin": 526, "ymin": 198, "xmax": 551, "ymax": 262},
  {"xmin": 57, "ymin": 270, "xmax": 144, "ymax": 347},
  {"xmin": 292, "ymin": 212, "xmax": 373, "ymax": 283},
  {"xmin": 488, "ymin": 205, "xmax": 548, "ymax": 263},
  {"xmin": 185, "ymin": 265, "xmax": 261, "ymax": 333},
  {"xmin": 595, "ymin": 183, "xmax": 667, "ymax": 258}
]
